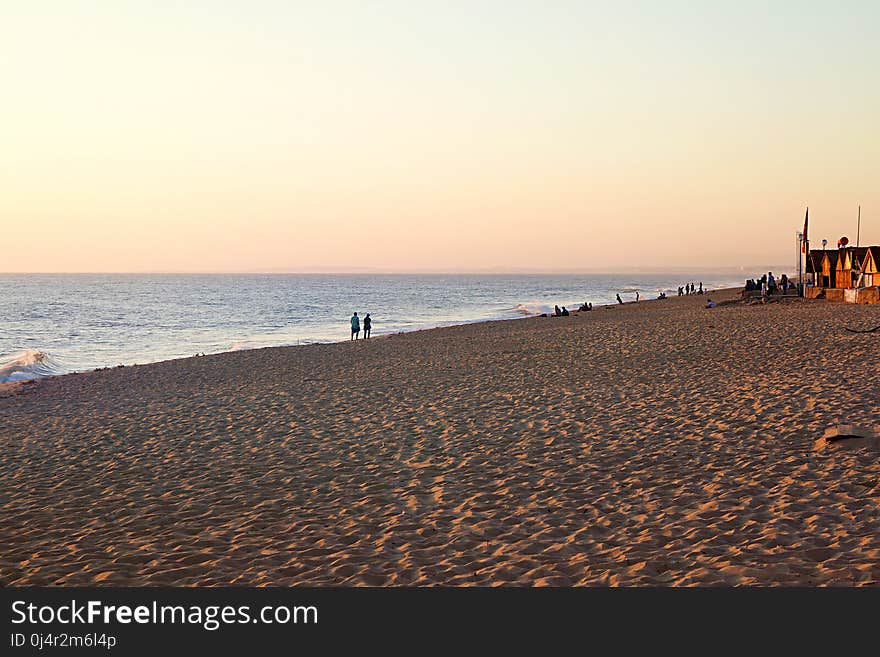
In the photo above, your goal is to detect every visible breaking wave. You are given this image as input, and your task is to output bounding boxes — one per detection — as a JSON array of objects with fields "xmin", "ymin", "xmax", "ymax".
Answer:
[
  {"xmin": 0, "ymin": 349, "xmax": 61, "ymax": 383},
  {"xmin": 514, "ymin": 302, "xmax": 555, "ymax": 316},
  {"xmin": 229, "ymin": 341, "xmax": 258, "ymax": 352}
]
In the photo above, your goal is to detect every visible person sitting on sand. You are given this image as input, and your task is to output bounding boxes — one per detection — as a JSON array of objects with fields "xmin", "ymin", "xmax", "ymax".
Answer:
[
  {"xmin": 350, "ymin": 312, "xmax": 360, "ymax": 340},
  {"xmin": 554, "ymin": 305, "xmax": 562, "ymax": 317},
  {"xmin": 363, "ymin": 313, "xmax": 372, "ymax": 338},
  {"xmin": 561, "ymin": 306, "xmax": 569, "ymax": 316},
  {"xmin": 616, "ymin": 294, "xmax": 623, "ymax": 304},
  {"xmin": 705, "ymin": 298, "xmax": 715, "ymax": 308}
]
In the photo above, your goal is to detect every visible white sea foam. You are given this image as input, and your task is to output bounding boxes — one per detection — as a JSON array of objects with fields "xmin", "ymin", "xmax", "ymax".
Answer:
[
  {"xmin": 514, "ymin": 302, "xmax": 555, "ymax": 316},
  {"xmin": 229, "ymin": 341, "xmax": 258, "ymax": 352},
  {"xmin": 0, "ymin": 349, "xmax": 60, "ymax": 383}
]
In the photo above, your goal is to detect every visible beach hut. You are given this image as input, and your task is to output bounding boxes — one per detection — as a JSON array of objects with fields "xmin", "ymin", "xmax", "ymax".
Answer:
[
  {"xmin": 806, "ymin": 250, "xmax": 823, "ymax": 286},
  {"xmin": 820, "ymin": 251, "xmax": 838, "ymax": 288},
  {"xmin": 835, "ymin": 249, "xmax": 851, "ymax": 288},
  {"xmin": 842, "ymin": 247, "xmax": 868, "ymax": 288},
  {"xmin": 859, "ymin": 247, "xmax": 880, "ymax": 287}
]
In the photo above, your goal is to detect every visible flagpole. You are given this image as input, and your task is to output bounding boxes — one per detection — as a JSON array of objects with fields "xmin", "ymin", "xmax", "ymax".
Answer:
[
  {"xmin": 857, "ymin": 205, "xmax": 860, "ymax": 247},
  {"xmin": 797, "ymin": 231, "xmax": 802, "ymax": 290},
  {"xmin": 799, "ymin": 206, "xmax": 809, "ymax": 295}
]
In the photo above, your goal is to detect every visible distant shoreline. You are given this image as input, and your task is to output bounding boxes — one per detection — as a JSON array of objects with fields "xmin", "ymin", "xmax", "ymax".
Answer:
[{"xmin": 0, "ymin": 285, "xmax": 743, "ymax": 385}]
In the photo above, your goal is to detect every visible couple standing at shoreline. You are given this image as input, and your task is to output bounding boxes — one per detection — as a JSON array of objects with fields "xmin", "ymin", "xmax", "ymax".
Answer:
[{"xmin": 350, "ymin": 312, "xmax": 372, "ymax": 340}]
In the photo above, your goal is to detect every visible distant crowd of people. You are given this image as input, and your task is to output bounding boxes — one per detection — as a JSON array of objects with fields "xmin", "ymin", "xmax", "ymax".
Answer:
[
  {"xmin": 677, "ymin": 282, "xmax": 704, "ymax": 296},
  {"xmin": 744, "ymin": 272, "xmax": 796, "ymax": 296},
  {"xmin": 350, "ymin": 312, "xmax": 372, "ymax": 339}
]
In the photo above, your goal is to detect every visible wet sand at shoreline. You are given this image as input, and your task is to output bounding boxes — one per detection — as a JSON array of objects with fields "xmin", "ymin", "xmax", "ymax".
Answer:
[{"xmin": 2, "ymin": 289, "xmax": 879, "ymax": 586}]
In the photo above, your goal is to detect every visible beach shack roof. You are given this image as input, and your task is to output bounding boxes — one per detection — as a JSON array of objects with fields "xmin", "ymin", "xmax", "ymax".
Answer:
[
  {"xmin": 847, "ymin": 246, "xmax": 869, "ymax": 269},
  {"xmin": 806, "ymin": 250, "xmax": 823, "ymax": 274},
  {"xmin": 821, "ymin": 250, "xmax": 839, "ymax": 273},
  {"xmin": 862, "ymin": 247, "xmax": 880, "ymax": 274}
]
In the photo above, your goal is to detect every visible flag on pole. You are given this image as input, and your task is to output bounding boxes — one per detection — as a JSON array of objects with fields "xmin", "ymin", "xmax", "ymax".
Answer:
[{"xmin": 801, "ymin": 207, "xmax": 809, "ymax": 253}]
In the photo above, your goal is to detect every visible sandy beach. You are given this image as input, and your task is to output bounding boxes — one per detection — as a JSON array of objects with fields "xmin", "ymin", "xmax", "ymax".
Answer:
[{"xmin": 2, "ymin": 289, "xmax": 879, "ymax": 586}]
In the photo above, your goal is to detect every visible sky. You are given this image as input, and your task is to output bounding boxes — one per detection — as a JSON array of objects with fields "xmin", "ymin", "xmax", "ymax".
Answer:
[{"xmin": 2, "ymin": 1, "xmax": 878, "ymax": 273}]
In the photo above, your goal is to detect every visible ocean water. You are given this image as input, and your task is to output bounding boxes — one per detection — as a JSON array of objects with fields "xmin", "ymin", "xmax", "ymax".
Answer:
[{"xmin": 0, "ymin": 273, "xmax": 745, "ymax": 382}]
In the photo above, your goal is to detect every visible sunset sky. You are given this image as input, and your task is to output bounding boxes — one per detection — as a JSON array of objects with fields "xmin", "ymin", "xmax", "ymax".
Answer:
[{"xmin": 3, "ymin": 1, "xmax": 878, "ymax": 273}]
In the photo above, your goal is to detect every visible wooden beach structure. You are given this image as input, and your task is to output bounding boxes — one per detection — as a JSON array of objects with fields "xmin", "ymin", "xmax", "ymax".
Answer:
[
  {"xmin": 858, "ymin": 246, "xmax": 880, "ymax": 287},
  {"xmin": 835, "ymin": 250, "xmax": 849, "ymax": 288},
  {"xmin": 805, "ymin": 245, "xmax": 880, "ymax": 304},
  {"xmin": 820, "ymin": 250, "xmax": 838, "ymax": 290},
  {"xmin": 838, "ymin": 246, "xmax": 867, "ymax": 289},
  {"xmin": 805, "ymin": 251, "xmax": 823, "ymax": 287}
]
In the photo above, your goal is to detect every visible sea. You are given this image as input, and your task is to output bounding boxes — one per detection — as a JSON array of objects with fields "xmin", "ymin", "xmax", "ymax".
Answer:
[{"xmin": 0, "ymin": 272, "xmax": 749, "ymax": 382}]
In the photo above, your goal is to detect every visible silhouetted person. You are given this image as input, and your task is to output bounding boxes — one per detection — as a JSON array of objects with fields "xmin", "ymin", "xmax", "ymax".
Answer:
[
  {"xmin": 561, "ymin": 306, "xmax": 569, "ymax": 316},
  {"xmin": 698, "ymin": 282, "xmax": 703, "ymax": 294},
  {"xmin": 350, "ymin": 312, "xmax": 360, "ymax": 340},
  {"xmin": 363, "ymin": 313, "xmax": 372, "ymax": 338},
  {"xmin": 554, "ymin": 305, "xmax": 562, "ymax": 317},
  {"xmin": 616, "ymin": 294, "xmax": 623, "ymax": 304}
]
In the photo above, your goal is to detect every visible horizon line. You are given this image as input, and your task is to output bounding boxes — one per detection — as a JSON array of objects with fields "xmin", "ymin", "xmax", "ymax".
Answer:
[{"xmin": 1, "ymin": 266, "xmax": 793, "ymax": 276}]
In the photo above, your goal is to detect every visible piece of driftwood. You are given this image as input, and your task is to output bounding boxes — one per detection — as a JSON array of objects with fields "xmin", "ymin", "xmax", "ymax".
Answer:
[
  {"xmin": 823, "ymin": 425, "xmax": 876, "ymax": 441},
  {"xmin": 814, "ymin": 424, "xmax": 879, "ymax": 451}
]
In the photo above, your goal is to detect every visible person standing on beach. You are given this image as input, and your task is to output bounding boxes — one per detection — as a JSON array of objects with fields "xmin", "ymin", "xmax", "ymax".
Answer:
[
  {"xmin": 616, "ymin": 294, "xmax": 623, "ymax": 304},
  {"xmin": 635, "ymin": 291, "xmax": 640, "ymax": 302},
  {"xmin": 350, "ymin": 312, "xmax": 360, "ymax": 340},
  {"xmin": 363, "ymin": 313, "xmax": 372, "ymax": 338}
]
